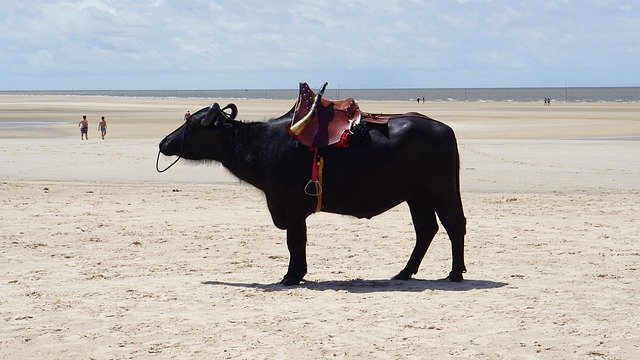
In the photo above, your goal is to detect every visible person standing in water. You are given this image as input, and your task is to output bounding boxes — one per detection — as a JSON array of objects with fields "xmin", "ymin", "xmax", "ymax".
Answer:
[
  {"xmin": 78, "ymin": 115, "xmax": 89, "ymax": 140},
  {"xmin": 98, "ymin": 116, "xmax": 107, "ymax": 140}
]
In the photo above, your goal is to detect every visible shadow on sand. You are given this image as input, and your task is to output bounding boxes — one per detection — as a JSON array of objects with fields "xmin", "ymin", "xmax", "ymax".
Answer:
[{"xmin": 203, "ymin": 278, "xmax": 507, "ymax": 293}]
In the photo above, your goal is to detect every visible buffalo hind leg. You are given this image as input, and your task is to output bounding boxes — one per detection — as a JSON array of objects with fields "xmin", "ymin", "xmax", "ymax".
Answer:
[
  {"xmin": 281, "ymin": 217, "xmax": 308, "ymax": 286},
  {"xmin": 393, "ymin": 200, "xmax": 438, "ymax": 280},
  {"xmin": 435, "ymin": 199, "xmax": 467, "ymax": 282}
]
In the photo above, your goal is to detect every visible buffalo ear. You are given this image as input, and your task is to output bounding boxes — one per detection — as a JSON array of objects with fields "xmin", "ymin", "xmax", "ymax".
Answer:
[{"xmin": 201, "ymin": 102, "xmax": 220, "ymax": 127}]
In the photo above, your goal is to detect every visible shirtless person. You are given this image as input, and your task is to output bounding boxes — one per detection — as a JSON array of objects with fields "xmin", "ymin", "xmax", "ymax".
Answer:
[
  {"xmin": 98, "ymin": 116, "xmax": 107, "ymax": 140},
  {"xmin": 78, "ymin": 115, "xmax": 89, "ymax": 140}
]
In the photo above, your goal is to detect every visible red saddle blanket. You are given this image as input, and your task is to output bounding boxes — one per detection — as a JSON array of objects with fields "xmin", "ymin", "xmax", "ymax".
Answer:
[{"xmin": 287, "ymin": 82, "xmax": 391, "ymax": 148}]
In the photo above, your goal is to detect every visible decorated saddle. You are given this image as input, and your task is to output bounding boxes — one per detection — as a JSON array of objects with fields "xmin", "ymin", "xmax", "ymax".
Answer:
[{"xmin": 286, "ymin": 82, "xmax": 391, "ymax": 149}]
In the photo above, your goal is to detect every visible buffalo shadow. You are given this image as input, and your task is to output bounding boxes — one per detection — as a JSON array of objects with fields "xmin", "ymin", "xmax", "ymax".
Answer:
[{"xmin": 202, "ymin": 278, "xmax": 507, "ymax": 293}]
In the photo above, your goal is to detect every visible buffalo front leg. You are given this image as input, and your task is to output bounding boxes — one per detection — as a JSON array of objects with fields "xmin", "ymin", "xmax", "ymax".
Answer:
[
  {"xmin": 281, "ymin": 217, "xmax": 308, "ymax": 286},
  {"xmin": 393, "ymin": 200, "xmax": 438, "ymax": 280}
]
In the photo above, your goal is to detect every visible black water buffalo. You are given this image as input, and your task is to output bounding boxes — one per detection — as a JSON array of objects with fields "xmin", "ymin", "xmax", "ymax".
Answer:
[{"xmin": 158, "ymin": 100, "xmax": 466, "ymax": 286}]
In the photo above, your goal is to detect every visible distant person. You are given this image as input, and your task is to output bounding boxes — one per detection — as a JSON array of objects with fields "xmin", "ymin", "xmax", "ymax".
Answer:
[
  {"xmin": 422, "ymin": 97, "xmax": 425, "ymax": 103},
  {"xmin": 417, "ymin": 97, "xmax": 420, "ymax": 103},
  {"xmin": 184, "ymin": 111, "xmax": 191, "ymax": 121},
  {"xmin": 98, "ymin": 116, "xmax": 107, "ymax": 140},
  {"xmin": 78, "ymin": 115, "xmax": 88, "ymax": 140}
]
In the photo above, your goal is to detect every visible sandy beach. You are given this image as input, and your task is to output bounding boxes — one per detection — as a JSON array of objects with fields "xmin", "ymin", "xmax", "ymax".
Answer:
[{"xmin": 1, "ymin": 95, "xmax": 639, "ymax": 358}]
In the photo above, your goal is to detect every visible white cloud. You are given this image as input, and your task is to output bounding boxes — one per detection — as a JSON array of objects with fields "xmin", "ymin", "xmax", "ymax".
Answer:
[{"xmin": 30, "ymin": 50, "xmax": 55, "ymax": 67}]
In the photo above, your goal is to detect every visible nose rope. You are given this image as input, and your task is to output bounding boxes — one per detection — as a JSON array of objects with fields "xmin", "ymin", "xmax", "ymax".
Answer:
[
  {"xmin": 156, "ymin": 150, "xmax": 180, "ymax": 173},
  {"xmin": 156, "ymin": 104, "xmax": 222, "ymax": 174},
  {"xmin": 156, "ymin": 119, "xmax": 189, "ymax": 173}
]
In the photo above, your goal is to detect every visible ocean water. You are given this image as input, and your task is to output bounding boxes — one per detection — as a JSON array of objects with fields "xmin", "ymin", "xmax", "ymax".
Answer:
[
  {"xmin": 0, "ymin": 121, "xmax": 71, "ymax": 130},
  {"xmin": 2, "ymin": 87, "xmax": 639, "ymax": 102}
]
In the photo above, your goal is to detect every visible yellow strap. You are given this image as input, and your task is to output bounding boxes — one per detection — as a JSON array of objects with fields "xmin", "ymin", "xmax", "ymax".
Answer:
[{"xmin": 314, "ymin": 157, "xmax": 324, "ymax": 213}]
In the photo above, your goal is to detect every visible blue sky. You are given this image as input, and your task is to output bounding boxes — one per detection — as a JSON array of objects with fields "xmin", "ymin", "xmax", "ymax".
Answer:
[{"xmin": 1, "ymin": 0, "xmax": 638, "ymax": 90}]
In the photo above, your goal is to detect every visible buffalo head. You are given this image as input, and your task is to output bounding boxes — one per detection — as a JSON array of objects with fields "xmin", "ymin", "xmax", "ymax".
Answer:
[{"xmin": 158, "ymin": 102, "xmax": 237, "ymax": 162}]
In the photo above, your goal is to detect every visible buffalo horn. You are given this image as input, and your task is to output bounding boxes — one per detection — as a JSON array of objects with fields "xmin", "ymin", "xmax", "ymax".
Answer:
[
  {"xmin": 201, "ymin": 102, "xmax": 220, "ymax": 126},
  {"xmin": 221, "ymin": 103, "xmax": 238, "ymax": 120}
]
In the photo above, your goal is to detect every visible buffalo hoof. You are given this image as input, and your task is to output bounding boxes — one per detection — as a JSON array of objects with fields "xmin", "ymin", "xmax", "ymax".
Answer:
[
  {"xmin": 447, "ymin": 272, "xmax": 464, "ymax": 282},
  {"xmin": 280, "ymin": 275, "xmax": 303, "ymax": 286},
  {"xmin": 391, "ymin": 270, "xmax": 413, "ymax": 280}
]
